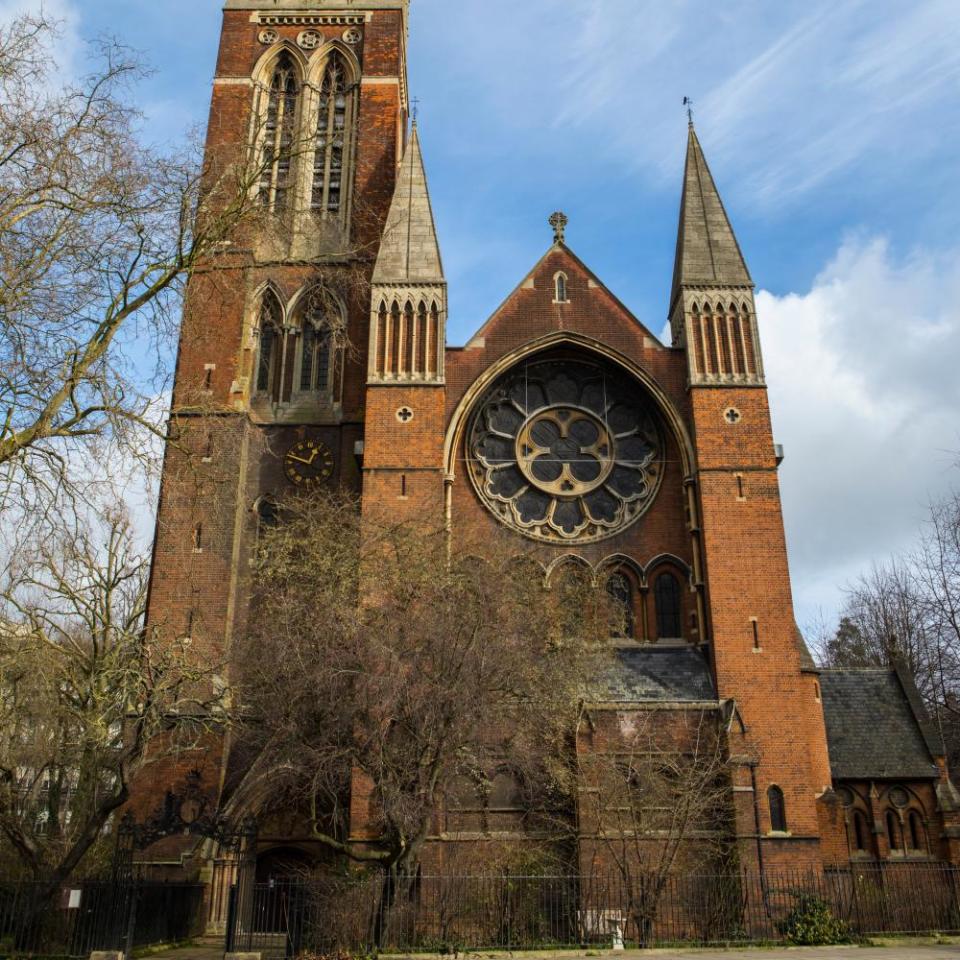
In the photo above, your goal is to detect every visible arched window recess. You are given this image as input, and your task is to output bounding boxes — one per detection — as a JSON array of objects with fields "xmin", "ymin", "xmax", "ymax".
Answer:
[
  {"xmin": 254, "ymin": 290, "xmax": 285, "ymax": 403},
  {"xmin": 310, "ymin": 49, "xmax": 359, "ymax": 223},
  {"xmin": 256, "ymin": 50, "xmax": 303, "ymax": 214},
  {"xmin": 907, "ymin": 810, "xmax": 925, "ymax": 853},
  {"xmin": 295, "ymin": 286, "xmax": 344, "ymax": 400},
  {"xmin": 606, "ymin": 571, "xmax": 635, "ymax": 639},
  {"xmin": 886, "ymin": 810, "xmax": 903, "ymax": 855},
  {"xmin": 654, "ymin": 570, "xmax": 683, "ymax": 641},
  {"xmin": 852, "ymin": 810, "xmax": 869, "ymax": 853},
  {"xmin": 768, "ymin": 785, "xmax": 787, "ymax": 833},
  {"xmin": 554, "ymin": 272, "xmax": 569, "ymax": 303}
]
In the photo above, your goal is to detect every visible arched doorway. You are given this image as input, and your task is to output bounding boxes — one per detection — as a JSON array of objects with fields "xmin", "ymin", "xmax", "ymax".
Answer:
[{"xmin": 251, "ymin": 846, "xmax": 317, "ymax": 937}]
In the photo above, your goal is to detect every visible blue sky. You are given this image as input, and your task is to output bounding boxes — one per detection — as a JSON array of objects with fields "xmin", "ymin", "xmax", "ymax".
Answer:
[{"xmin": 15, "ymin": 0, "xmax": 960, "ymax": 637}]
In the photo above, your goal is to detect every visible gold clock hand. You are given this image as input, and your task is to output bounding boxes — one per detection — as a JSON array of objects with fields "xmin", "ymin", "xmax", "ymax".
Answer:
[{"xmin": 286, "ymin": 453, "xmax": 316, "ymax": 466}]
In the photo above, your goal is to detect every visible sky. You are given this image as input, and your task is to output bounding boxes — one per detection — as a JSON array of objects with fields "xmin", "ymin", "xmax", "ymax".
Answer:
[{"xmin": 10, "ymin": 0, "xmax": 960, "ymax": 635}]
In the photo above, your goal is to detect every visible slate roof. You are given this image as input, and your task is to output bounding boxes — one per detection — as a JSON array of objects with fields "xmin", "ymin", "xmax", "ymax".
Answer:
[
  {"xmin": 670, "ymin": 125, "xmax": 752, "ymax": 311},
  {"xmin": 819, "ymin": 668, "xmax": 940, "ymax": 780},
  {"xmin": 594, "ymin": 645, "xmax": 717, "ymax": 703},
  {"xmin": 372, "ymin": 123, "xmax": 444, "ymax": 284}
]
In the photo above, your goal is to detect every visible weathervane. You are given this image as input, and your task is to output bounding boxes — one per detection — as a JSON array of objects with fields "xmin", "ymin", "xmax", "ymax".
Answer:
[
  {"xmin": 411, "ymin": 96, "xmax": 421, "ymax": 122},
  {"xmin": 682, "ymin": 96, "xmax": 694, "ymax": 125},
  {"xmin": 549, "ymin": 211, "xmax": 568, "ymax": 244}
]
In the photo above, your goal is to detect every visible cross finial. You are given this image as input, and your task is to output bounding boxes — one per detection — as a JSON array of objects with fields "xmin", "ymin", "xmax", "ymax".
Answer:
[
  {"xmin": 682, "ymin": 96, "xmax": 694, "ymax": 126},
  {"xmin": 411, "ymin": 96, "xmax": 421, "ymax": 123},
  {"xmin": 549, "ymin": 211, "xmax": 568, "ymax": 244}
]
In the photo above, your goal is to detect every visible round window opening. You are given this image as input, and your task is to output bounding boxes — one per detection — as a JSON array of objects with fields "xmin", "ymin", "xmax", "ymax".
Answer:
[
  {"xmin": 467, "ymin": 357, "xmax": 665, "ymax": 543},
  {"xmin": 889, "ymin": 786, "xmax": 910, "ymax": 809}
]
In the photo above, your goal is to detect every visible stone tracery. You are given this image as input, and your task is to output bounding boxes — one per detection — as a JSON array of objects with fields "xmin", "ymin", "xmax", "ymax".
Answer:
[{"xmin": 467, "ymin": 357, "xmax": 664, "ymax": 543}]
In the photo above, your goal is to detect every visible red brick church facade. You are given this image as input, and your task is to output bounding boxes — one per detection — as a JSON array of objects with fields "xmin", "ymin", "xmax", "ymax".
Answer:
[{"xmin": 142, "ymin": 0, "xmax": 960, "ymax": 890}]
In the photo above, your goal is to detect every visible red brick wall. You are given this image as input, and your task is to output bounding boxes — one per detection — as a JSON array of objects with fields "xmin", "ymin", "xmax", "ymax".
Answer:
[
  {"xmin": 139, "ymin": 6, "xmax": 407, "ymax": 824},
  {"xmin": 443, "ymin": 248, "xmax": 697, "ymax": 605},
  {"xmin": 690, "ymin": 380, "xmax": 830, "ymax": 862}
]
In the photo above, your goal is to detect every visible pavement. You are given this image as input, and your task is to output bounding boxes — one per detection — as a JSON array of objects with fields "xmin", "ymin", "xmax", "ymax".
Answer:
[{"xmin": 142, "ymin": 943, "xmax": 960, "ymax": 960}]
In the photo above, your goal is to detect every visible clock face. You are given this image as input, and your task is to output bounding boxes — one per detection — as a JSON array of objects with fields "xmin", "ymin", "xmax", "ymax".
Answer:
[{"xmin": 283, "ymin": 439, "xmax": 335, "ymax": 488}]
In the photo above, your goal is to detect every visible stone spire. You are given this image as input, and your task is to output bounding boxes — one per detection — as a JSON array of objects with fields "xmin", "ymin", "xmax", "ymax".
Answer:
[
  {"xmin": 670, "ymin": 125, "xmax": 752, "ymax": 312},
  {"xmin": 368, "ymin": 123, "xmax": 447, "ymax": 384},
  {"xmin": 669, "ymin": 125, "xmax": 764, "ymax": 387},
  {"xmin": 373, "ymin": 123, "xmax": 444, "ymax": 284}
]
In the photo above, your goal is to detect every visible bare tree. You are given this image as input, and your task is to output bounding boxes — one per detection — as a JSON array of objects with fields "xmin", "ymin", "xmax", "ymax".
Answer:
[
  {"xmin": 0, "ymin": 13, "xmax": 294, "ymax": 523},
  {"xmin": 819, "ymin": 476, "xmax": 960, "ymax": 775},
  {"xmin": 236, "ymin": 493, "xmax": 613, "ymax": 879},
  {"xmin": 823, "ymin": 560, "xmax": 939, "ymax": 693},
  {"xmin": 916, "ymin": 489, "xmax": 960, "ymax": 715},
  {"xmin": 576, "ymin": 709, "xmax": 734, "ymax": 946},
  {"xmin": 0, "ymin": 511, "xmax": 229, "ymax": 904}
]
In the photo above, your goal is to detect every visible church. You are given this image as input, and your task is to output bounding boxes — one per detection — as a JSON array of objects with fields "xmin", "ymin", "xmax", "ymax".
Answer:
[{"xmin": 140, "ymin": 0, "xmax": 960, "ymax": 908}]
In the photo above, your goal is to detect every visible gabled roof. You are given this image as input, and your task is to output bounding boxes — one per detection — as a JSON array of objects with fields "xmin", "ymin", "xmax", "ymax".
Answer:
[
  {"xmin": 819, "ymin": 668, "xmax": 941, "ymax": 781},
  {"xmin": 373, "ymin": 123, "xmax": 444, "ymax": 284},
  {"xmin": 459, "ymin": 241, "xmax": 663, "ymax": 349},
  {"xmin": 670, "ymin": 125, "xmax": 752, "ymax": 311}
]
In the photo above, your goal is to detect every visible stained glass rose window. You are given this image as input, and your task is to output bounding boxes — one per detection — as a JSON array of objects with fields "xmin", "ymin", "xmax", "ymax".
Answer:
[{"xmin": 466, "ymin": 358, "xmax": 664, "ymax": 542}]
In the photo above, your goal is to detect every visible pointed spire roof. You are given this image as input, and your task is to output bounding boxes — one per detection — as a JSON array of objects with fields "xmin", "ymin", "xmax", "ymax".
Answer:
[
  {"xmin": 373, "ymin": 123, "xmax": 444, "ymax": 284},
  {"xmin": 670, "ymin": 125, "xmax": 752, "ymax": 309}
]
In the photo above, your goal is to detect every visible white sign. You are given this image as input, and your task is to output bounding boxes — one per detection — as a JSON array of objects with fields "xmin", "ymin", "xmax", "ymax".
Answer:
[{"xmin": 67, "ymin": 889, "xmax": 82, "ymax": 909}]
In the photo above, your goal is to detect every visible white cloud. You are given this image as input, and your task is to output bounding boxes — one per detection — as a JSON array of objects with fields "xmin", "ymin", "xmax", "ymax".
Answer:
[
  {"xmin": 444, "ymin": 0, "xmax": 960, "ymax": 211},
  {"xmin": 760, "ymin": 235, "xmax": 960, "ymax": 629}
]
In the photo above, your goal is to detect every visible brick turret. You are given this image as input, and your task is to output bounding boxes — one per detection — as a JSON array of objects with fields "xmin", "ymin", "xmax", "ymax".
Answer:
[
  {"xmin": 362, "ymin": 121, "xmax": 447, "ymax": 521},
  {"xmin": 670, "ymin": 123, "xmax": 832, "ymax": 867}
]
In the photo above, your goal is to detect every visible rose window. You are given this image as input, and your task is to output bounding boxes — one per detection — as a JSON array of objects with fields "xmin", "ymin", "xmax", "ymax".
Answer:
[{"xmin": 467, "ymin": 358, "xmax": 664, "ymax": 542}]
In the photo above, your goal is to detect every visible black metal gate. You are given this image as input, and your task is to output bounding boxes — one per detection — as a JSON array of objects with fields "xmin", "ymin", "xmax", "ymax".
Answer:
[{"xmin": 113, "ymin": 770, "xmax": 259, "ymax": 953}]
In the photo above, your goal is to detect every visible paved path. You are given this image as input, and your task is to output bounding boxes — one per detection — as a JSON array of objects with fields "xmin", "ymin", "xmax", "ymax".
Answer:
[{"xmin": 146, "ymin": 944, "xmax": 960, "ymax": 960}]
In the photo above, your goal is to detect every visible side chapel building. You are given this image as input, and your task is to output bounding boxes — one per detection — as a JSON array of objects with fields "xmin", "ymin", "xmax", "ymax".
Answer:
[{"xmin": 143, "ymin": 0, "xmax": 960, "ymax": 888}]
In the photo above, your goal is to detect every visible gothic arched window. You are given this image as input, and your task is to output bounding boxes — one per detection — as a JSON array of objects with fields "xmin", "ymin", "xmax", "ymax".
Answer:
[
  {"xmin": 908, "ymin": 811, "xmax": 924, "ymax": 852},
  {"xmin": 296, "ymin": 288, "xmax": 341, "ymax": 399},
  {"xmin": 768, "ymin": 785, "xmax": 787, "ymax": 832},
  {"xmin": 852, "ymin": 811, "xmax": 868, "ymax": 852},
  {"xmin": 886, "ymin": 811, "xmax": 902, "ymax": 853},
  {"xmin": 255, "ymin": 292, "xmax": 284, "ymax": 402},
  {"xmin": 488, "ymin": 770, "xmax": 524, "ymax": 811},
  {"xmin": 606, "ymin": 573, "xmax": 634, "ymax": 638},
  {"xmin": 259, "ymin": 53, "xmax": 300, "ymax": 213},
  {"xmin": 654, "ymin": 572, "xmax": 682, "ymax": 640},
  {"xmin": 555, "ymin": 272, "xmax": 568, "ymax": 302},
  {"xmin": 312, "ymin": 52, "xmax": 355, "ymax": 218}
]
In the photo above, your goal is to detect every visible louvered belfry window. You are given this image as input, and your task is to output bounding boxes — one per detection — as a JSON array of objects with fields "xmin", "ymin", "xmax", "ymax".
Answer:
[
  {"xmin": 313, "ymin": 53, "xmax": 351, "ymax": 216},
  {"xmin": 260, "ymin": 53, "xmax": 300, "ymax": 213}
]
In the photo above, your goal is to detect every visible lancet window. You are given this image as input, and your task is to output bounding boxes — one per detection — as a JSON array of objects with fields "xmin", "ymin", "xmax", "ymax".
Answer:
[
  {"xmin": 295, "ymin": 287, "xmax": 342, "ymax": 401},
  {"xmin": 312, "ymin": 52, "xmax": 355, "ymax": 219},
  {"xmin": 606, "ymin": 573, "xmax": 635, "ymax": 639},
  {"xmin": 255, "ymin": 292, "xmax": 284, "ymax": 402},
  {"xmin": 768, "ymin": 785, "xmax": 787, "ymax": 833},
  {"xmin": 654, "ymin": 571, "xmax": 682, "ymax": 640},
  {"xmin": 259, "ymin": 53, "xmax": 300, "ymax": 213}
]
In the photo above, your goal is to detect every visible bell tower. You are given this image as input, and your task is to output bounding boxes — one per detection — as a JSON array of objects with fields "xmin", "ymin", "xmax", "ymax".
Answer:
[
  {"xmin": 141, "ymin": 0, "xmax": 412, "ymax": 824},
  {"xmin": 670, "ymin": 124, "xmax": 832, "ymax": 866}
]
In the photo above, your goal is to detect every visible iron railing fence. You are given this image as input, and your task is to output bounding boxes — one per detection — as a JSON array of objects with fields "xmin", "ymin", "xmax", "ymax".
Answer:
[
  {"xmin": 0, "ymin": 878, "xmax": 205, "ymax": 959},
  {"xmin": 228, "ymin": 862, "xmax": 960, "ymax": 957}
]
